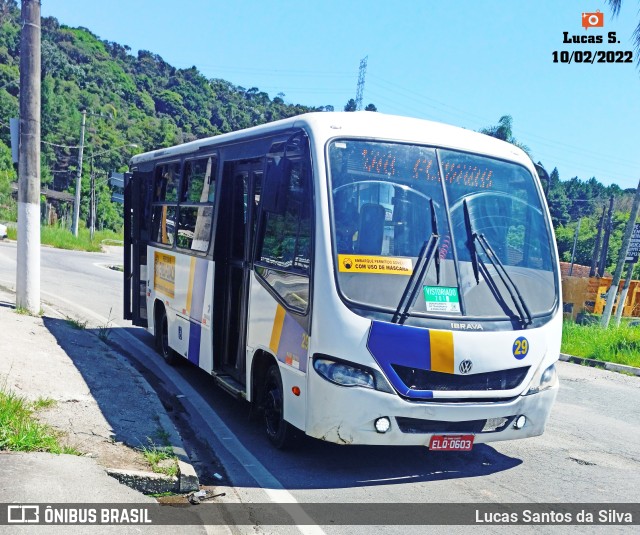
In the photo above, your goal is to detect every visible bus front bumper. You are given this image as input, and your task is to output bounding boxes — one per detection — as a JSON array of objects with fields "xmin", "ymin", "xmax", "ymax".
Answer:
[{"xmin": 305, "ymin": 373, "xmax": 558, "ymax": 446}]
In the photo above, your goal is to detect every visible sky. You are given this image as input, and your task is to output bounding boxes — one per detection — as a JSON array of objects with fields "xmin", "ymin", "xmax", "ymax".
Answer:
[{"xmin": 40, "ymin": 0, "xmax": 640, "ymax": 190}]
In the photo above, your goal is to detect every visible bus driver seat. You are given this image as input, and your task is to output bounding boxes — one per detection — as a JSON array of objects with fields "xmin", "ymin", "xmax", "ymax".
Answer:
[{"xmin": 356, "ymin": 203, "xmax": 386, "ymax": 255}]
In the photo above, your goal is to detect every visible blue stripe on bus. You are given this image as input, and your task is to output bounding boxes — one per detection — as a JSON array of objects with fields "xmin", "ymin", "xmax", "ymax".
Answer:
[
  {"xmin": 367, "ymin": 321, "xmax": 433, "ymax": 399},
  {"xmin": 187, "ymin": 259, "xmax": 208, "ymax": 366},
  {"xmin": 188, "ymin": 323, "xmax": 202, "ymax": 365}
]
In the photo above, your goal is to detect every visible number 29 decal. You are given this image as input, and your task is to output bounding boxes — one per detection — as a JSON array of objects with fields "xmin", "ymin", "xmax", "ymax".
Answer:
[{"xmin": 513, "ymin": 336, "xmax": 529, "ymax": 360}]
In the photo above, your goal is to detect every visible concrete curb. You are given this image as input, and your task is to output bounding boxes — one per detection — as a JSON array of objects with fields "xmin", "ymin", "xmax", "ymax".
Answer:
[
  {"xmin": 559, "ymin": 353, "xmax": 640, "ymax": 377},
  {"xmin": 106, "ymin": 468, "xmax": 179, "ymax": 495},
  {"xmin": 37, "ymin": 298, "xmax": 201, "ymax": 495},
  {"xmin": 105, "ymin": 462, "xmax": 199, "ymax": 494}
]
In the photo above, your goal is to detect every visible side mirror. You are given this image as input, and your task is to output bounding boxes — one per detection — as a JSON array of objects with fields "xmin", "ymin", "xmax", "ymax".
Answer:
[
  {"xmin": 534, "ymin": 162, "xmax": 551, "ymax": 196},
  {"xmin": 262, "ymin": 157, "xmax": 290, "ymax": 215},
  {"xmin": 262, "ymin": 132, "xmax": 309, "ymax": 214}
]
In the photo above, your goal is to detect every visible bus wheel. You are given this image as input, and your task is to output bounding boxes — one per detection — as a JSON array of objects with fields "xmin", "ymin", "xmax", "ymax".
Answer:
[
  {"xmin": 155, "ymin": 307, "xmax": 178, "ymax": 366},
  {"xmin": 263, "ymin": 365, "xmax": 298, "ymax": 449}
]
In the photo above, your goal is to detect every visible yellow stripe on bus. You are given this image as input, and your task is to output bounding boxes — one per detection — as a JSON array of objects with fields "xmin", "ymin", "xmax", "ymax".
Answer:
[
  {"xmin": 429, "ymin": 330, "xmax": 454, "ymax": 374},
  {"xmin": 269, "ymin": 305, "xmax": 286, "ymax": 354},
  {"xmin": 186, "ymin": 257, "xmax": 196, "ymax": 315}
]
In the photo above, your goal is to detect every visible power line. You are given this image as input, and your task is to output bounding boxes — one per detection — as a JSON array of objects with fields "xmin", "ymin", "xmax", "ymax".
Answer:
[
  {"xmin": 368, "ymin": 74, "xmax": 640, "ymax": 169},
  {"xmin": 41, "ymin": 140, "xmax": 80, "ymax": 149},
  {"xmin": 0, "ymin": 79, "xmax": 18, "ymax": 92},
  {"xmin": 199, "ymin": 64, "xmax": 353, "ymax": 78}
]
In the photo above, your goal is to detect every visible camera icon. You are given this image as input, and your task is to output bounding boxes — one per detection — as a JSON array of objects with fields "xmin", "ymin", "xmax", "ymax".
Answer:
[{"xmin": 582, "ymin": 10, "xmax": 604, "ymax": 29}]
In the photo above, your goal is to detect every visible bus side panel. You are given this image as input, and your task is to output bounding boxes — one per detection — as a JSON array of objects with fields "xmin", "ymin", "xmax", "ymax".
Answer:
[
  {"xmin": 246, "ymin": 273, "xmax": 307, "ymax": 431},
  {"xmin": 196, "ymin": 261, "xmax": 214, "ymax": 374},
  {"xmin": 148, "ymin": 247, "xmax": 215, "ymax": 371}
]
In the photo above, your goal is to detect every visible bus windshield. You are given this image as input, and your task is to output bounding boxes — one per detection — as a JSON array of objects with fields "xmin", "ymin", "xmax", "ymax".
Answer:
[{"xmin": 328, "ymin": 140, "xmax": 557, "ymax": 322}]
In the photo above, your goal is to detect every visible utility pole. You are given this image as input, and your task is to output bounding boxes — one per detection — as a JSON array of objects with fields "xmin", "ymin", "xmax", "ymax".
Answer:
[
  {"xmin": 16, "ymin": 0, "xmax": 41, "ymax": 314},
  {"xmin": 90, "ymin": 150, "xmax": 95, "ymax": 241},
  {"xmin": 598, "ymin": 195, "xmax": 615, "ymax": 276},
  {"xmin": 569, "ymin": 218, "xmax": 581, "ymax": 276},
  {"xmin": 71, "ymin": 109, "xmax": 86, "ymax": 237},
  {"xmin": 601, "ymin": 178, "xmax": 640, "ymax": 328},
  {"xmin": 614, "ymin": 261, "xmax": 635, "ymax": 326},
  {"xmin": 589, "ymin": 206, "xmax": 606, "ymax": 277}
]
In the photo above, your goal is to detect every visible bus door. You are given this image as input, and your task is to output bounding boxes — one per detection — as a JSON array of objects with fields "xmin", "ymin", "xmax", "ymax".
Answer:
[
  {"xmin": 215, "ymin": 159, "xmax": 263, "ymax": 383},
  {"xmin": 124, "ymin": 167, "xmax": 151, "ymax": 327}
]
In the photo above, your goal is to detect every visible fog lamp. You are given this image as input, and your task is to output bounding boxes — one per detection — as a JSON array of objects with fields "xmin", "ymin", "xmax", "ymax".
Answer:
[
  {"xmin": 513, "ymin": 415, "xmax": 527, "ymax": 430},
  {"xmin": 374, "ymin": 417, "xmax": 391, "ymax": 434}
]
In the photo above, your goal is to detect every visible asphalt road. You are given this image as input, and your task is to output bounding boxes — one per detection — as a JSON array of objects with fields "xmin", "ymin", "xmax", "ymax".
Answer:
[{"xmin": 0, "ymin": 241, "xmax": 638, "ymax": 534}]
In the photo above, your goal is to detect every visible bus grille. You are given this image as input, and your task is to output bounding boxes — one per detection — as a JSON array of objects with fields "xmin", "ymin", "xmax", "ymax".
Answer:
[
  {"xmin": 395, "ymin": 416, "xmax": 513, "ymax": 434},
  {"xmin": 391, "ymin": 365, "xmax": 530, "ymax": 392}
]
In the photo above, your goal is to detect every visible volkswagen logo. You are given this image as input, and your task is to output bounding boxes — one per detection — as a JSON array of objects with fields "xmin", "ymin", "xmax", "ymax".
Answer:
[{"xmin": 459, "ymin": 360, "xmax": 473, "ymax": 374}]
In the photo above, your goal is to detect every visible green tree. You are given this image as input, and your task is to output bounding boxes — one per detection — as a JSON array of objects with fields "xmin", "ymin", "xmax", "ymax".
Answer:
[
  {"xmin": 546, "ymin": 167, "xmax": 571, "ymax": 226},
  {"xmin": 479, "ymin": 115, "xmax": 530, "ymax": 155},
  {"xmin": 607, "ymin": 1, "xmax": 640, "ymax": 66},
  {"xmin": 344, "ymin": 99, "xmax": 357, "ymax": 112},
  {"xmin": 0, "ymin": 140, "xmax": 16, "ymax": 220}
]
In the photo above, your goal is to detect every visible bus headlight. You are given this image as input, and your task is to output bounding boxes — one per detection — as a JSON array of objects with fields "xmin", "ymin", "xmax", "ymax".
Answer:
[
  {"xmin": 525, "ymin": 363, "xmax": 558, "ymax": 395},
  {"xmin": 313, "ymin": 355, "xmax": 394, "ymax": 393}
]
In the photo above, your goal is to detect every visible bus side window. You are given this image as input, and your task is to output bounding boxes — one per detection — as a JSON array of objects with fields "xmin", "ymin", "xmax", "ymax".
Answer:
[
  {"xmin": 256, "ymin": 158, "xmax": 312, "ymax": 312},
  {"xmin": 150, "ymin": 162, "xmax": 181, "ymax": 248},
  {"xmin": 153, "ymin": 163, "xmax": 180, "ymax": 202},
  {"xmin": 177, "ymin": 156, "xmax": 216, "ymax": 253}
]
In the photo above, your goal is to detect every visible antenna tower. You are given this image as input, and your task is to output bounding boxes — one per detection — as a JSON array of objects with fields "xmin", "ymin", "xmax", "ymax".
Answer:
[{"xmin": 355, "ymin": 55, "xmax": 368, "ymax": 111}]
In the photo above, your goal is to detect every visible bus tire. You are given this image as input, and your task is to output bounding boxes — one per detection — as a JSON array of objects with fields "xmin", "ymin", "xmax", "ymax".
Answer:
[
  {"xmin": 155, "ymin": 306, "xmax": 178, "ymax": 366},
  {"xmin": 262, "ymin": 365, "xmax": 299, "ymax": 449}
]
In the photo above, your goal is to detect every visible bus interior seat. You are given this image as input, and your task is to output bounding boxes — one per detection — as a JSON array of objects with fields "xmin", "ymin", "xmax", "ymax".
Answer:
[
  {"xmin": 335, "ymin": 197, "xmax": 359, "ymax": 253},
  {"xmin": 357, "ymin": 203, "xmax": 385, "ymax": 255}
]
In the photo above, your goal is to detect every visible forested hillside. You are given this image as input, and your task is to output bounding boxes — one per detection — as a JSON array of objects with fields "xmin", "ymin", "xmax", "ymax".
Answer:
[
  {"xmin": 0, "ymin": 0, "xmax": 320, "ymax": 230},
  {"xmin": 0, "ymin": 0, "xmax": 637, "ymax": 277}
]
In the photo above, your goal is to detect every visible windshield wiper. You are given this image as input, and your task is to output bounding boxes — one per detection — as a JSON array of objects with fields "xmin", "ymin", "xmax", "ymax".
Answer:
[
  {"xmin": 462, "ymin": 200, "xmax": 533, "ymax": 326},
  {"xmin": 463, "ymin": 199, "xmax": 480, "ymax": 284},
  {"xmin": 392, "ymin": 199, "xmax": 440, "ymax": 324}
]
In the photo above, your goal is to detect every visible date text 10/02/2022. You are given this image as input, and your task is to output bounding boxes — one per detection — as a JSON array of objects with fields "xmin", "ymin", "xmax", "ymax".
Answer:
[{"xmin": 554, "ymin": 31, "xmax": 633, "ymax": 63}]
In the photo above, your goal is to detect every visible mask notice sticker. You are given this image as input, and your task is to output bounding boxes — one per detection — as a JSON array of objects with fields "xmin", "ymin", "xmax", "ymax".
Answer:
[
  {"xmin": 424, "ymin": 286, "xmax": 460, "ymax": 313},
  {"xmin": 338, "ymin": 255, "xmax": 413, "ymax": 275}
]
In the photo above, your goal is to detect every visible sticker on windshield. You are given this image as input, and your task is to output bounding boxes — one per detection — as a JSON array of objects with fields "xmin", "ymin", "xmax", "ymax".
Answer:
[
  {"xmin": 338, "ymin": 255, "xmax": 413, "ymax": 275},
  {"xmin": 423, "ymin": 286, "xmax": 461, "ymax": 313}
]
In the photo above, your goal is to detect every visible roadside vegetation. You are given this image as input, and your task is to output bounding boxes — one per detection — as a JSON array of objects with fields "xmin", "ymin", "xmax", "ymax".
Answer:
[
  {"xmin": 562, "ymin": 321, "xmax": 640, "ymax": 368},
  {"xmin": 7, "ymin": 225, "xmax": 123, "ymax": 252},
  {"xmin": 0, "ymin": 389, "xmax": 78, "ymax": 454},
  {"xmin": 141, "ymin": 442, "xmax": 178, "ymax": 478}
]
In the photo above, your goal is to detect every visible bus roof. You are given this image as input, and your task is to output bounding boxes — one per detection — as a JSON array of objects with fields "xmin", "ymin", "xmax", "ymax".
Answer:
[{"xmin": 130, "ymin": 112, "xmax": 531, "ymax": 167}]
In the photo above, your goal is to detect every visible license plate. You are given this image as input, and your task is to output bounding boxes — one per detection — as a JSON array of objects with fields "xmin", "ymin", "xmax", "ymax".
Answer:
[{"xmin": 429, "ymin": 434, "xmax": 474, "ymax": 451}]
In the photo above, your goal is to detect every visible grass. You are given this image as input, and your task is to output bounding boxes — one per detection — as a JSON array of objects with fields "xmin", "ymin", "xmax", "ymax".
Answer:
[
  {"xmin": 98, "ymin": 308, "xmax": 113, "ymax": 342},
  {"xmin": 7, "ymin": 225, "xmax": 123, "ymax": 253},
  {"xmin": 140, "ymin": 423, "xmax": 178, "ymax": 477},
  {"xmin": 14, "ymin": 306, "xmax": 44, "ymax": 317},
  {"xmin": 141, "ymin": 442, "xmax": 178, "ymax": 477},
  {"xmin": 65, "ymin": 316, "xmax": 88, "ymax": 330},
  {"xmin": 562, "ymin": 321, "xmax": 640, "ymax": 368},
  {"xmin": 0, "ymin": 389, "xmax": 78, "ymax": 454},
  {"xmin": 32, "ymin": 397, "xmax": 56, "ymax": 410}
]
